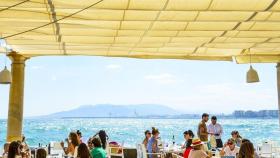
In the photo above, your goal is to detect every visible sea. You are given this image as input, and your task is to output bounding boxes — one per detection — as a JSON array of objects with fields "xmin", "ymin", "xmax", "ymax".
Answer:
[{"xmin": 0, "ymin": 118, "xmax": 280, "ymax": 149}]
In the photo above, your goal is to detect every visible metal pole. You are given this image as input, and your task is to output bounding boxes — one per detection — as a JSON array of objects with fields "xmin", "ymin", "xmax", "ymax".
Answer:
[{"xmin": 276, "ymin": 63, "xmax": 280, "ymax": 127}]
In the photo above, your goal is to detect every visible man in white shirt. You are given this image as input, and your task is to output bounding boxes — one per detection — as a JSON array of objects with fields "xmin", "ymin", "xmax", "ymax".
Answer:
[
  {"xmin": 220, "ymin": 138, "xmax": 240, "ymax": 157},
  {"xmin": 207, "ymin": 116, "xmax": 223, "ymax": 148}
]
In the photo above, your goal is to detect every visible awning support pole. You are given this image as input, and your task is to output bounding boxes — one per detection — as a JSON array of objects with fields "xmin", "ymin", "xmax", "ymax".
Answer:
[
  {"xmin": 6, "ymin": 52, "xmax": 28, "ymax": 142},
  {"xmin": 277, "ymin": 63, "xmax": 280, "ymax": 127}
]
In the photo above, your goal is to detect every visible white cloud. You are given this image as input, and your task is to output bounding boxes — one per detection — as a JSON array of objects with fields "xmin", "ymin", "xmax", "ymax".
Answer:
[
  {"xmin": 144, "ymin": 73, "xmax": 182, "ymax": 84},
  {"xmin": 106, "ymin": 64, "xmax": 122, "ymax": 71}
]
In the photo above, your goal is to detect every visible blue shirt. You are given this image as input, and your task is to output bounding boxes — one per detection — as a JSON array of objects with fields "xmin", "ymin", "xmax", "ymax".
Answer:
[{"xmin": 147, "ymin": 137, "xmax": 158, "ymax": 158}]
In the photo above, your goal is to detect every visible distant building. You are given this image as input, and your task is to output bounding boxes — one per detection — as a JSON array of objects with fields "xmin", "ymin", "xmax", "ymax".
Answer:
[{"xmin": 233, "ymin": 110, "xmax": 279, "ymax": 118}]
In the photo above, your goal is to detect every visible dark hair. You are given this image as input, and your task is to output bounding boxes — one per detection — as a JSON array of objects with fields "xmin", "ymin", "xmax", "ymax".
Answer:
[
  {"xmin": 211, "ymin": 116, "xmax": 217, "ymax": 120},
  {"xmin": 77, "ymin": 130, "xmax": 82, "ymax": 137},
  {"xmin": 8, "ymin": 141, "xmax": 20, "ymax": 158},
  {"xmin": 94, "ymin": 130, "xmax": 108, "ymax": 149},
  {"xmin": 202, "ymin": 113, "xmax": 209, "ymax": 118},
  {"xmin": 22, "ymin": 135, "xmax": 26, "ymax": 142},
  {"xmin": 241, "ymin": 139, "xmax": 251, "ymax": 144},
  {"xmin": 92, "ymin": 137, "xmax": 102, "ymax": 148},
  {"xmin": 144, "ymin": 130, "xmax": 151, "ymax": 135},
  {"xmin": 77, "ymin": 143, "xmax": 90, "ymax": 158},
  {"xmin": 36, "ymin": 148, "xmax": 47, "ymax": 158},
  {"xmin": 69, "ymin": 132, "xmax": 80, "ymax": 147},
  {"xmin": 238, "ymin": 141, "xmax": 254, "ymax": 158},
  {"xmin": 183, "ymin": 130, "xmax": 194, "ymax": 138},
  {"xmin": 152, "ymin": 127, "xmax": 160, "ymax": 135},
  {"xmin": 186, "ymin": 139, "xmax": 193, "ymax": 148}
]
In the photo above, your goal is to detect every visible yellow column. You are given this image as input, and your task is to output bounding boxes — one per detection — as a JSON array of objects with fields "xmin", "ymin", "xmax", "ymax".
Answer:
[{"xmin": 6, "ymin": 52, "xmax": 28, "ymax": 142}]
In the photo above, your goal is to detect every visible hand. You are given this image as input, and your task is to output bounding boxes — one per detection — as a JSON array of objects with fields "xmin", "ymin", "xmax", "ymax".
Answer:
[{"xmin": 223, "ymin": 143, "xmax": 227, "ymax": 148}]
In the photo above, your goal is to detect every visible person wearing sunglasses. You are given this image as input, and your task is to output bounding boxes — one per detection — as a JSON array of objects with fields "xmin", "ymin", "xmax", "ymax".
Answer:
[
  {"xmin": 220, "ymin": 138, "xmax": 240, "ymax": 157},
  {"xmin": 143, "ymin": 130, "xmax": 152, "ymax": 149}
]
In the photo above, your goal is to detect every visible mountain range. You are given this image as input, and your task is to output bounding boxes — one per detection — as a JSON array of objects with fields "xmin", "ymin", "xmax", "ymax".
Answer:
[{"xmin": 40, "ymin": 104, "xmax": 180, "ymax": 118}]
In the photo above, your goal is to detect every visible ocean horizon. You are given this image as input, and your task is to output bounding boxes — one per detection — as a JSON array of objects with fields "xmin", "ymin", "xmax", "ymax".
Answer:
[{"xmin": 1, "ymin": 118, "xmax": 280, "ymax": 149}]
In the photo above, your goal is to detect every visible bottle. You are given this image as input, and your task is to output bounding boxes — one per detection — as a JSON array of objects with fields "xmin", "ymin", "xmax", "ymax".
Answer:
[
  {"xmin": 48, "ymin": 143, "xmax": 51, "ymax": 155},
  {"xmin": 172, "ymin": 135, "xmax": 175, "ymax": 145}
]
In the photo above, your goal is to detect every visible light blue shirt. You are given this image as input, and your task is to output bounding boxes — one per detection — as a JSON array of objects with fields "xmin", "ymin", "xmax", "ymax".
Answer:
[
  {"xmin": 207, "ymin": 123, "xmax": 223, "ymax": 139},
  {"xmin": 147, "ymin": 137, "xmax": 158, "ymax": 158}
]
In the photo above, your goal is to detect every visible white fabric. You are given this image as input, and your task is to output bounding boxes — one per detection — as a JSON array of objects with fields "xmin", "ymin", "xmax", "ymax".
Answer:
[
  {"xmin": 223, "ymin": 146, "xmax": 239, "ymax": 157},
  {"xmin": 1, "ymin": 0, "xmax": 280, "ymax": 63},
  {"xmin": 207, "ymin": 123, "xmax": 223, "ymax": 139}
]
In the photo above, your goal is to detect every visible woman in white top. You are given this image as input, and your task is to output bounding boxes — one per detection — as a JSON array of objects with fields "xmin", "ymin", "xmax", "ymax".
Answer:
[
  {"xmin": 61, "ymin": 132, "xmax": 80, "ymax": 157},
  {"xmin": 188, "ymin": 138, "xmax": 211, "ymax": 158},
  {"xmin": 220, "ymin": 139, "xmax": 239, "ymax": 157}
]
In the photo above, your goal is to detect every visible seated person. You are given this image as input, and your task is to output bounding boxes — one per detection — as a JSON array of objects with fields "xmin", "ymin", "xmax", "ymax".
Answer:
[
  {"xmin": 188, "ymin": 138, "xmax": 211, "ymax": 158},
  {"xmin": 231, "ymin": 131, "xmax": 242, "ymax": 147},
  {"xmin": 183, "ymin": 139, "xmax": 192, "ymax": 158},
  {"xmin": 240, "ymin": 139, "xmax": 259, "ymax": 158},
  {"xmin": 142, "ymin": 130, "xmax": 151, "ymax": 149},
  {"xmin": 90, "ymin": 137, "xmax": 107, "ymax": 158},
  {"xmin": 220, "ymin": 138, "xmax": 240, "ymax": 157},
  {"xmin": 147, "ymin": 127, "xmax": 160, "ymax": 158},
  {"xmin": 2, "ymin": 143, "xmax": 10, "ymax": 158},
  {"xmin": 77, "ymin": 143, "xmax": 90, "ymax": 158},
  {"xmin": 36, "ymin": 148, "xmax": 47, "ymax": 158},
  {"xmin": 182, "ymin": 130, "xmax": 194, "ymax": 148}
]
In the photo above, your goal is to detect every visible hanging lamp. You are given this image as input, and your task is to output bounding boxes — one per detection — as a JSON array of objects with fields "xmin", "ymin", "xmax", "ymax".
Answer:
[
  {"xmin": 246, "ymin": 49, "xmax": 260, "ymax": 83},
  {"xmin": 0, "ymin": 42, "xmax": 12, "ymax": 84},
  {"xmin": 0, "ymin": 66, "xmax": 12, "ymax": 84}
]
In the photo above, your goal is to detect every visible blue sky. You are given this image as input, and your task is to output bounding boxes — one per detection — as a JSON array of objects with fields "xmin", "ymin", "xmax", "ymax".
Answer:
[{"xmin": 0, "ymin": 54, "xmax": 277, "ymax": 117}]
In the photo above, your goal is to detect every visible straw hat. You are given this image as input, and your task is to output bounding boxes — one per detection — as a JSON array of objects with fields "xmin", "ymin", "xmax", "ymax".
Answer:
[{"xmin": 191, "ymin": 138, "xmax": 204, "ymax": 147}]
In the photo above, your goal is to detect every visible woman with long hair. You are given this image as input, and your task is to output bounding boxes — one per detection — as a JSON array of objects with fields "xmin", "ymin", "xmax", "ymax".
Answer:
[
  {"xmin": 238, "ymin": 141, "xmax": 254, "ymax": 158},
  {"xmin": 142, "ymin": 130, "xmax": 151, "ymax": 149},
  {"xmin": 231, "ymin": 131, "xmax": 242, "ymax": 147},
  {"xmin": 8, "ymin": 141, "xmax": 21, "ymax": 158},
  {"xmin": 61, "ymin": 132, "xmax": 80, "ymax": 157},
  {"xmin": 94, "ymin": 130, "xmax": 108, "ymax": 150},
  {"xmin": 183, "ymin": 130, "xmax": 194, "ymax": 158},
  {"xmin": 77, "ymin": 143, "xmax": 90, "ymax": 158}
]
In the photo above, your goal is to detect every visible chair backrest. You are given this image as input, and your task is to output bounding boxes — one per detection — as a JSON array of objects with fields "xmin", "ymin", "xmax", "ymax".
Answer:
[
  {"xmin": 261, "ymin": 142, "xmax": 273, "ymax": 154},
  {"xmin": 53, "ymin": 142, "xmax": 63, "ymax": 150},
  {"xmin": 171, "ymin": 153, "xmax": 183, "ymax": 158},
  {"xmin": 136, "ymin": 144, "xmax": 147, "ymax": 158}
]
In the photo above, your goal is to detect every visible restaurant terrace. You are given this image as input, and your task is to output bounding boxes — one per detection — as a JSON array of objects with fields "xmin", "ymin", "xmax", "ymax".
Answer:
[{"xmin": 0, "ymin": 0, "xmax": 280, "ymax": 142}]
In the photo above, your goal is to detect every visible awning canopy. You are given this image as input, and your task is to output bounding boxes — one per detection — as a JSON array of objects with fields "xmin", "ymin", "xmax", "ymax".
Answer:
[{"xmin": 1, "ymin": 0, "xmax": 280, "ymax": 63}]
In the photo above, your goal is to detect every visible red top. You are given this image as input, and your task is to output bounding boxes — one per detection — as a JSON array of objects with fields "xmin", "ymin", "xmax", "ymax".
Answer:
[{"xmin": 183, "ymin": 147, "xmax": 192, "ymax": 158}]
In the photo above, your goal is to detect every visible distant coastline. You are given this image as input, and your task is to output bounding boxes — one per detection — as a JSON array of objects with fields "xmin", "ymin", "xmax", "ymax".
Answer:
[{"xmin": 29, "ymin": 104, "xmax": 279, "ymax": 119}]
